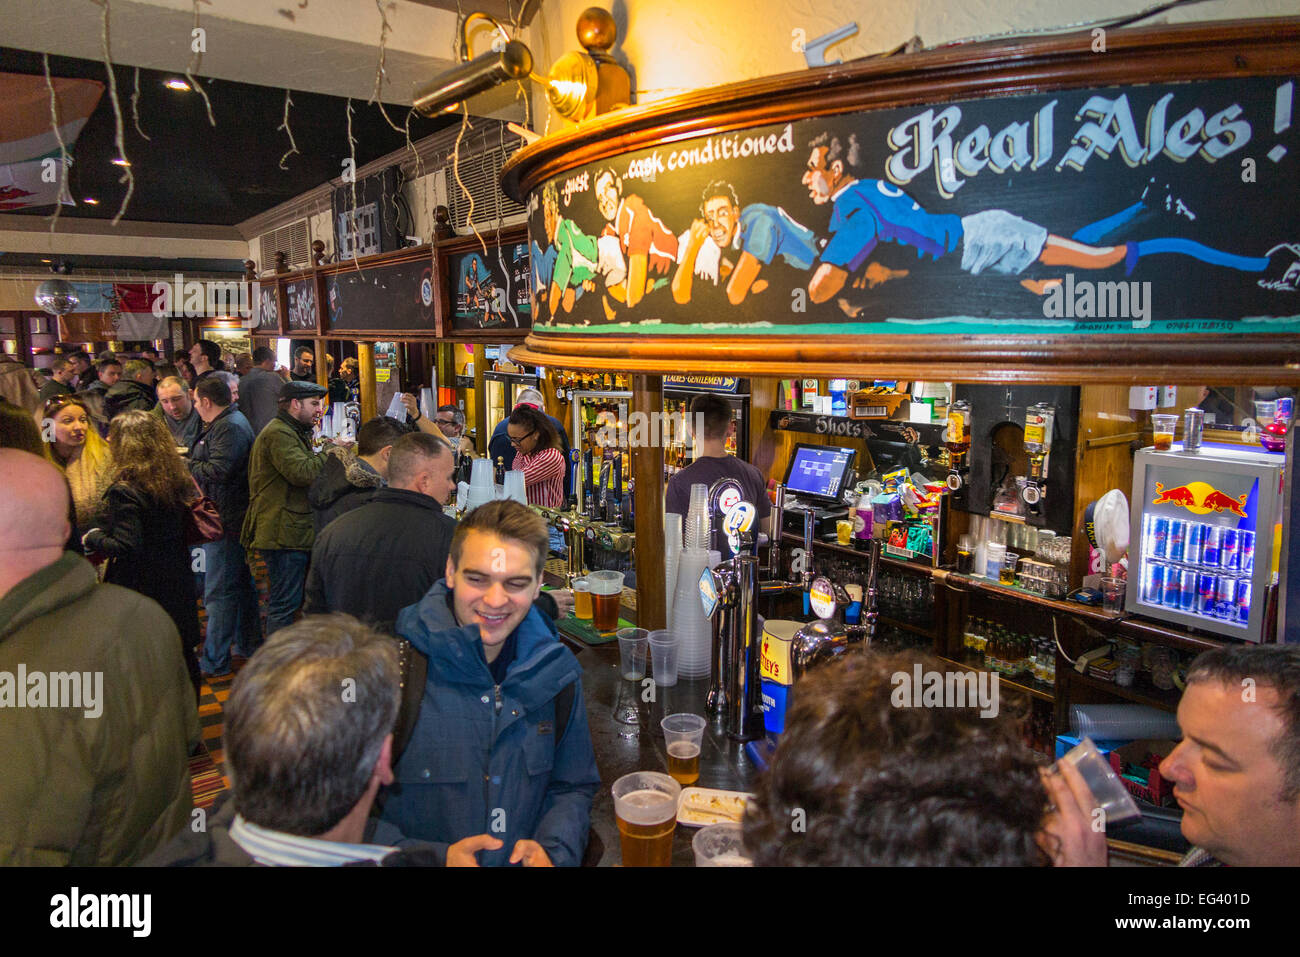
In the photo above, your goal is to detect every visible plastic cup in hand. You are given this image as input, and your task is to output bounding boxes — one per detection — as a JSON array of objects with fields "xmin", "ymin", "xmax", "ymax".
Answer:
[
  {"xmin": 587, "ymin": 570, "xmax": 624, "ymax": 634},
  {"xmin": 612, "ymin": 771, "xmax": 680, "ymax": 867},
  {"xmin": 648, "ymin": 630, "xmax": 680, "ymax": 688},
  {"xmin": 1056, "ymin": 737, "xmax": 1141, "ymax": 828},
  {"xmin": 692, "ymin": 822, "xmax": 752, "ymax": 867},
  {"xmin": 617, "ymin": 627, "xmax": 648, "ymax": 680},
  {"xmin": 661, "ymin": 713, "xmax": 706, "ymax": 786},
  {"xmin": 1101, "ymin": 576, "xmax": 1126, "ymax": 614}
]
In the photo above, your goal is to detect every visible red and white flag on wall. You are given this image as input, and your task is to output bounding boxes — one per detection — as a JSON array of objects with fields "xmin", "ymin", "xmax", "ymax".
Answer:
[{"xmin": 0, "ymin": 72, "xmax": 104, "ymax": 211}]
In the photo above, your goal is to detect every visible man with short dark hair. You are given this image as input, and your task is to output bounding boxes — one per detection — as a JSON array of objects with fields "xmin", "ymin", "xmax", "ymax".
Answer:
[
  {"xmin": 150, "ymin": 375, "xmax": 202, "ymax": 450},
  {"xmin": 239, "ymin": 346, "xmax": 283, "ymax": 436},
  {"xmin": 383, "ymin": 499, "xmax": 599, "ymax": 866},
  {"xmin": 0, "ymin": 450, "xmax": 198, "ymax": 865},
  {"xmin": 242, "ymin": 380, "xmax": 330, "ymax": 634},
  {"xmin": 67, "ymin": 350, "xmax": 94, "ymax": 389},
  {"xmin": 308, "ymin": 415, "xmax": 407, "ymax": 533},
  {"xmin": 664, "ymin": 393, "xmax": 769, "ymax": 544},
  {"xmin": 105, "ymin": 359, "xmax": 158, "ymax": 421},
  {"xmin": 290, "ymin": 346, "xmax": 315, "ymax": 382},
  {"xmin": 83, "ymin": 358, "xmax": 122, "ymax": 396},
  {"xmin": 146, "ymin": 613, "xmax": 500, "ymax": 866},
  {"xmin": 744, "ymin": 649, "xmax": 1051, "ymax": 866},
  {"xmin": 329, "ymin": 356, "xmax": 361, "ymax": 404},
  {"xmin": 189, "ymin": 339, "xmax": 222, "ymax": 382},
  {"xmin": 38, "ymin": 357, "xmax": 76, "ymax": 403},
  {"xmin": 305, "ymin": 432, "xmax": 458, "ymax": 630},
  {"xmin": 190, "ymin": 375, "xmax": 260, "ymax": 677}
]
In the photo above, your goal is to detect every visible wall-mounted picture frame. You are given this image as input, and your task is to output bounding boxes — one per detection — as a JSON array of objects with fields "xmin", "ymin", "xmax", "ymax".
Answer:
[{"xmin": 435, "ymin": 226, "xmax": 531, "ymax": 339}]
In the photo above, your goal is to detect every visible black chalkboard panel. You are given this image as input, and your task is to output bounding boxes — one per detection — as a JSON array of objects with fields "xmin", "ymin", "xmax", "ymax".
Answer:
[
  {"xmin": 285, "ymin": 277, "xmax": 319, "ymax": 332},
  {"xmin": 253, "ymin": 281, "xmax": 279, "ymax": 333},
  {"xmin": 325, "ymin": 255, "xmax": 436, "ymax": 332}
]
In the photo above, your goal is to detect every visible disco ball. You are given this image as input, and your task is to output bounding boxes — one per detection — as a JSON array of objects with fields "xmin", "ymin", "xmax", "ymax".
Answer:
[{"xmin": 35, "ymin": 278, "xmax": 79, "ymax": 316}]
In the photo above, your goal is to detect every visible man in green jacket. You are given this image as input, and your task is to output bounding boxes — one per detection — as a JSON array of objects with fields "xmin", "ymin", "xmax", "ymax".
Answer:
[
  {"xmin": 0, "ymin": 449, "xmax": 199, "ymax": 866},
  {"xmin": 242, "ymin": 380, "xmax": 330, "ymax": 634}
]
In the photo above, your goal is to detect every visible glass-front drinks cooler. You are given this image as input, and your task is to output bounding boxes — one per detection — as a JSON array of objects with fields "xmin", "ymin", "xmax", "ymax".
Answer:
[{"xmin": 1127, "ymin": 444, "xmax": 1284, "ymax": 642}]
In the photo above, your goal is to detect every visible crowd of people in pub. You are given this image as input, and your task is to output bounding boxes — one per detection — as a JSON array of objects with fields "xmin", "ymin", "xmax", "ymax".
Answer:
[{"xmin": 0, "ymin": 344, "xmax": 1296, "ymax": 867}]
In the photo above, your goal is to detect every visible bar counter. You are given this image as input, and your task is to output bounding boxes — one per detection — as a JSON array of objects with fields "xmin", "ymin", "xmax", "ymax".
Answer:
[{"xmin": 564, "ymin": 633, "xmax": 759, "ymax": 867}]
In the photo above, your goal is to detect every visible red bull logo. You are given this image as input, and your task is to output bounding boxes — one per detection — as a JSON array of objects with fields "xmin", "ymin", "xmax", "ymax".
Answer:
[{"xmin": 1151, "ymin": 481, "xmax": 1249, "ymax": 518}]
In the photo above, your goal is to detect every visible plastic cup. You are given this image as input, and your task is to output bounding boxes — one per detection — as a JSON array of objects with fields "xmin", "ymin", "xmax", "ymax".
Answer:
[
  {"xmin": 692, "ymin": 822, "xmax": 753, "ymax": 867},
  {"xmin": 1000, "ymin": 551, "xmax": 1019, "ymax": 586},
  {"xmin": 470, "ymin": 457, "xmax": 494, "ymax": 488},
  {"xmin": 661, "ymin": 713, "xmax": 706, "ymax": 786},
  {"xmin": 1152, "ymin": 414, "xmax": 1177, "ymax": 451},
  {"xmin": 648, "ymin": 630, "xmax": 680, "ymax": 688},
  {"xmin": 588, "ymin": 570, "xmax": 624, "ymax": 634},
  {"xmin": 617, "ymin": 627, "xmax": 648, "ymax": 680},
  {"xmin": 1056, "ymin": 737, "xmax": 1142, "ymax": 828},
  {"xmin": 572, "ymin": 577, "xmax": 592, "ymax": 620},
  {"xmin": 1101, "ymin": 576, "xmax": 1126, "ymax": 614},
  {"xmin": 504, "ymin": 469, "xmax": 527, "ymax": 504},
  {"xmin": 612, "ymin": 771, "xmax": 681, "ymax": 867}
]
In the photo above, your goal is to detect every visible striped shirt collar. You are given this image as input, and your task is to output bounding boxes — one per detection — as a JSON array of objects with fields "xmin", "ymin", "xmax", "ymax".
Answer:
[{"xmin": 229, "ymin": 813, "xmax": 394, "ymax": 867}]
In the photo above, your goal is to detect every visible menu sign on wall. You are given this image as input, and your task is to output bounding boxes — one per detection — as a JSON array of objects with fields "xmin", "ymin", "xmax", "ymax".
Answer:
[
  {"xmin": 527, "ymin": 77, "xmax": 1299, "ymax": 337},
  {"xmin": 285, "ymin": 278, "xmax": 318, "ymax": 332}
]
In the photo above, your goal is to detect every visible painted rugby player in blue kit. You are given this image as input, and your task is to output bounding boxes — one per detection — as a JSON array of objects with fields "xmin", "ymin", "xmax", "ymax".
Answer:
[{"xmin": 800, "ymin": 131, "xmax": 1299, "ymax": 310}]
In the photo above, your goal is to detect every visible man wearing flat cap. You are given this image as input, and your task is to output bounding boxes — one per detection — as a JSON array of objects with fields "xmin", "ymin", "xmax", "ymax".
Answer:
[{"xmin": 242, "ymin": 380, "xmax": 331, "ymax": 634}]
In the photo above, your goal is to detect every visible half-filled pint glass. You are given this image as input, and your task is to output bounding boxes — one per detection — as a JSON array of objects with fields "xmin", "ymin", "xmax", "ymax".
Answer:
[{"xmin": 612, "ymin": 771, "xmax": 681, "ymax": 866}]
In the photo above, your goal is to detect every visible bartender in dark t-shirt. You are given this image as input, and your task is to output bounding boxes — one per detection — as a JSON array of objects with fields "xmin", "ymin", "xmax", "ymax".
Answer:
[{"xmin": 665, "ymin": 394, "xmax": 770, "ymax": 534}]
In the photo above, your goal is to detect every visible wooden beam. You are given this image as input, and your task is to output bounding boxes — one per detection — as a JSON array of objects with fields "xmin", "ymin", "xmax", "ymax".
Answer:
[
  {"xmin": 314, "ymin": 340, "xmax": 329, "ymax": 388},
  {"xmin": 472, "ymin": 343, "xmax": 486, "ymax": 455},
  {"xmin": 357, "ymin": 341, "xmax": 377, "ymax": 422},
  {"xmin": 632, "ymin": 373, "xmax": 665, "ymax": 630}
]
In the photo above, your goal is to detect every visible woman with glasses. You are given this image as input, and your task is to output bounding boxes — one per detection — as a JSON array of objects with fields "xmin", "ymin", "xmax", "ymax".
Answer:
[
  {"xmin": 81, "ymin": 410, "xmax": 203, "ymax": 697},
  {"xmin": 43, "ymin": 395, "xmax": 113, "ymax": 531},
  {"xmin": 506, "ymin": 405, "xmax": 565, "ymax": 508}
]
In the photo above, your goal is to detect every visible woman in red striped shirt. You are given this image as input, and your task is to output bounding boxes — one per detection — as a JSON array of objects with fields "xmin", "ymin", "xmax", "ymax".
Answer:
[{"xmin": 507, "ymin": 406, "xmax": 566, "ymax": 508}]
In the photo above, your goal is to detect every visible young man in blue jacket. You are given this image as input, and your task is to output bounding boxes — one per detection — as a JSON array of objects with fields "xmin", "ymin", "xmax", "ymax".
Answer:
[{"xmin": 383, "ymin": 499, "xmax": 600, "ymax": 866}]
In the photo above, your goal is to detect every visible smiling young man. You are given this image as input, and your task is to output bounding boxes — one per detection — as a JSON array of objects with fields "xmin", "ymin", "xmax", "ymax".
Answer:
[{"xmin": 383, "ymin": 499, "xmax": 599, "ymax": 867}]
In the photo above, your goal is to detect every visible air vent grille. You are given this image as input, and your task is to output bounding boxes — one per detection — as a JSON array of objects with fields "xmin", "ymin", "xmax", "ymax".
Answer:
[
  {"xmin": 447, "ymin": 143, "xmax": 526, "ymax": 230},
  {"xmin": 258, "ymin": 220, "xmax": 311, "ymax": 270}
]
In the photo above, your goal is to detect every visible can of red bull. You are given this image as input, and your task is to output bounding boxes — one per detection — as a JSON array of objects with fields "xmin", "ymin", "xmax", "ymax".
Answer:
[
  {"xmin": 1234, "ymin": 579, "xmax": 1253, "ymax": 623},
  {"xmin": 1200, "ymin": 525, "xmax": 1223, "ymax": 568},
  {"xmin": 1215, "ymin": 576, "xmax": 1236, "ymax": 619},
  {"xmin": 1196, "ymin": 573, "xmax": 1218, "ymax": 615},
  {"xmin": 1149, "ymin": 516, "xmax": 1170, "ymax": 560},
  {"xmin": 1277, "ymin": 395, "xmax": 1293, "ymax": 423},
  {"xmin": 1178, "ymin": 568, "xmax": 1197, "ymax": 613},
  {"xmin": 1220, "ymin": 528, "xmax": 1241, "ymax": 572},
  {"xmin": 1168, "ymin": 519, "xmax": 1187, "ymax": 563},
  {"xmin": 1162, "ymin": 568, "xmax": 1183, "ymax": 608},
  {"xmin": 1240, "ymin": 530, "xmax": 1255, "ymax": 575},
  {"xmin": 1186, "ymin": 523, "xmax": 1207, "ymax": 566},
  {"xmin": 1142, "ymin": 563, "xmax": 1167, "ymax": 604}
]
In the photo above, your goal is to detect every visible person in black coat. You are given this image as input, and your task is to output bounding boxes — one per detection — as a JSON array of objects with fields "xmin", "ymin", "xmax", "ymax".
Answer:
[
  {"xmin": 304, "ymin": 433, "xmax": 567, "ymax": 632},
  {"xmin": 82, "ymin": 410, "xmax": 202, "ymax": 698},
  {"xmin": 308, "ymin": 416, "xmax": 407, "ymax": 534},
  {"xmin": 104, "ymin": 360, "xmax": 158, "ymax": 421},
  {"xmin": 189, "ymin": 376, "xmax": 260, "ymax": 677}
]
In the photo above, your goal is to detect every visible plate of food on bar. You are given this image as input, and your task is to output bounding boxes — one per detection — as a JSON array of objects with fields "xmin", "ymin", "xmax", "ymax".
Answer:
[{"xmin": 676, "ymin": 787, "xmax": 753, "ymax": 827}]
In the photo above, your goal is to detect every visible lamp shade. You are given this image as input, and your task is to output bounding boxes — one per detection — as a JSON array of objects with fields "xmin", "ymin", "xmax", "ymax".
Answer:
[{"xmin": 34, "ymin": 278, "xmax": 79, "ymax": 316}]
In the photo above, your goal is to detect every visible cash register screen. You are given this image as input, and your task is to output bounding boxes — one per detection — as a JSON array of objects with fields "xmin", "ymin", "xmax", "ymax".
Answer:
[{"xmin": 783, "ymin": 444, "xmax": 856, "ymax": 503}]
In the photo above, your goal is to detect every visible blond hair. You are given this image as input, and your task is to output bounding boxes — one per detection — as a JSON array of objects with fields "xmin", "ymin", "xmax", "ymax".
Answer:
[{"xmin": 48, "ymin": 398, "xmax": 112, "ymax": 527}]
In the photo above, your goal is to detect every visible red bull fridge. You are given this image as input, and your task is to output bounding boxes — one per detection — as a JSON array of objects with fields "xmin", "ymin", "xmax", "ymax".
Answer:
[{"xmin": 1127, "ymin": 444, "xmax": 1284, "ymax": 642}]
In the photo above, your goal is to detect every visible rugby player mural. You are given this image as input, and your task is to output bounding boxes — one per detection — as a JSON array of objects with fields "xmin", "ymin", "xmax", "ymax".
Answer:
[{"xmin": 525, "ymin": 77, "xmax": 1299, "ymax": 337}]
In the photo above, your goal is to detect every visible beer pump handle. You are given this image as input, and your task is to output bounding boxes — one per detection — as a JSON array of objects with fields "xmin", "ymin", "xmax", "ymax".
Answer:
[
  {"xmin": 769, "ymin": 484, "xmax": 786, "ymax": 577},
  {"xmin": 802, "ymin": 509, "xmax": 816, "ymax": 588}
]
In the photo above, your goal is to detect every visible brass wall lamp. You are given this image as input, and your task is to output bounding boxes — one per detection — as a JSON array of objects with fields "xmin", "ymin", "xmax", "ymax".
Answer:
[{"xmin": 412, "ymin": 7, "xmax": 629, "ymax": 123}]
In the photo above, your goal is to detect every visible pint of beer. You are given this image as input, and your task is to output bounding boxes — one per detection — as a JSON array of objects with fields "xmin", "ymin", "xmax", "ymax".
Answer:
[
  {"xmin": 666, "ymin": 741, "xmax": 700, "ymax": 786},
  {"xmin": 587, "ymin": 570, "xmax": 624, "ymax": 634},
  {"xmin": 612, "ymin": 771, "xmax": 681, "ymax": 867},
  {"xmin": 573, "ymin": 577, "xmax": 593, "ymax": 620}
]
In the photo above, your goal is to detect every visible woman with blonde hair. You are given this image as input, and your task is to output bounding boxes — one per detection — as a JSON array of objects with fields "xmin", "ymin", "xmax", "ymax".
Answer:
[
  {"xmin": 42, "ymin": 394, "xmax": 112, "ymax": 530},
  {"xmin": 82, "ymin": 410, "xmax": 203, "ymax": 697}
]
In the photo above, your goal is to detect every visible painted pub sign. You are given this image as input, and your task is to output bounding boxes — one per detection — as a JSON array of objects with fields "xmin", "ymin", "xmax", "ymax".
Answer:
[{"xmin": 525, "ymin": 77, "xmax": 1299, "ymax": 338}]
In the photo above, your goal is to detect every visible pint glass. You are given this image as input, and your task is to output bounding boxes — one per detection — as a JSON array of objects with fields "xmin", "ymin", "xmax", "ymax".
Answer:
[
  {"xmin": 572, "ymin": 577, "xmax": 593, "ymax": 620},
  {"xmin": 612, "ymin": 771, "xmax": 680, "ymax": 867},
  {"xmin": 588, "ymin": 570, "xmax": 624, "ymax": 634}
]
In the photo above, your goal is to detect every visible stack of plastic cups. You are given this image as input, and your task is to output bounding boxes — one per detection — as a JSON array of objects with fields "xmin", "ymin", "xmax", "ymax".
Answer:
[
  {"xmin": 684, "ymin": 484, "xmax": 711, "ymax": 550},
  {"xmin": 465, "ymin": 458, "xmax": 496, "ymax": 512},
  {"xmin": 664, "ymin": 512, "xmax": 683, "ymax": 631},
  {"xmin": 503, "ymin": 470, "xmax": 527, "ymax": 505},
  {"xmin": 673, "ymin": 547, "xmax": 713, "ymax": 678}
]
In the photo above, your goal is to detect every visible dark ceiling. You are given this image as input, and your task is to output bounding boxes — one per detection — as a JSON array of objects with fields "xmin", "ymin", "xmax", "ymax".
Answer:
[{"xmin": 0, "ymin": 48, "xmax": 458, "ymax": 226}]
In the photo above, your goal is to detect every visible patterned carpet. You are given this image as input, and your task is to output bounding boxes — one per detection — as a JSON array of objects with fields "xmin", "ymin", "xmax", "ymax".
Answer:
[{"xmin": 189, "ymin": 552, "xmax": 269, "ymax": 808}]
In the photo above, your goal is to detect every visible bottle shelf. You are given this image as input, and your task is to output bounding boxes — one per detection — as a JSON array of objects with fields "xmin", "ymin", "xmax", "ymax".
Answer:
[
  {"xmin": 1063, "ymin": 668, "xmax": 1182, "ymax": 712},
  {"xmin": 935, "ymin": 655, "xmax": 1056, "ymax": 703}
]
